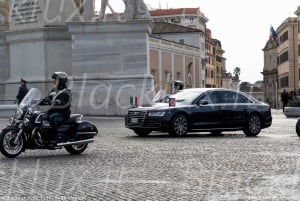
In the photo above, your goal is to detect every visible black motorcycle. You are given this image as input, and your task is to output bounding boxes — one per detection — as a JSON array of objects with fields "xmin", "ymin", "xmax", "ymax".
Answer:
[{"xmin": 0, "ymin": 88, "xmax": 98, "ymax": 158}]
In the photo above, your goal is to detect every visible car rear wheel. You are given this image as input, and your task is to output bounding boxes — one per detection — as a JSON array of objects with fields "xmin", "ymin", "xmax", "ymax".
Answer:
[
  {"xmin": 296, "ymin": 119, "xmax": 300, "ymax": 137},
  {"xmin": 133, "ymin": 129, "xmax": 152, "ymax": 137},
  {"xmin": 169, "ymin": 114, "xmax": 188, "ymax": 137},
  {"xmin": 243, "ymin": 114, "xmax": 262, "ymax": 136}
]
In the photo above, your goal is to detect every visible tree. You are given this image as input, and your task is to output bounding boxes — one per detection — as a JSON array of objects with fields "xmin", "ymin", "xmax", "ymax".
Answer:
[{"xmin": 233, "ymin": 67, "xmax": 241, "ymax": 81}]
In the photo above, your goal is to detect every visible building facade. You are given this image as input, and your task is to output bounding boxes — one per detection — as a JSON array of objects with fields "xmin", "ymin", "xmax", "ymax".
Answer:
[
  {"xmin": 277, "ymin": 17, "xmax": 298, "ymax": 93},
  {"xmin": 150, "ymin": 22, "xmax": 203, "ymax": 94},
  {"xmin": 150, "ymin": 8, "xmax": 225, "ymax": 89},
  {"xmin": 262, "ymin": 38, "xmax": 279, "ymax": 108},
  {"xmin": 204, "ymin": 29, "xmax": 224, "ymax": 88},
  {"xmin": 262, "ymin": 5, "xmax": 300, "ymax": 108}
]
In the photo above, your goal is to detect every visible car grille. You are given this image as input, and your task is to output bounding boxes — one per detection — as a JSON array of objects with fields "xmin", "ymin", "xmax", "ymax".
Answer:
[
  {"xmin": 143, "ymin": 119, "xmax": 162, "ymax": 127},
  {"xmin": 127, "ymin": 111, "xmax": 147, "ymax": 126}
]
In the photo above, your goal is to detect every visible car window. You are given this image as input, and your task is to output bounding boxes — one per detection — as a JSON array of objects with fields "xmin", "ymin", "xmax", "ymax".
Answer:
[
  {"xmin": 170, "ymin": 90, "xmax": 202, "ymax": 104},
  {"xmin": 221, "ymin": 91, "xmax": 235, "ymax": 103},
  {"xmin": 203, "ymin": 91, "xmax": 222, "ymax": 104},
  {"xmin": 202, "ymin": 91, "xmax": 253, "ymax": 104},
  {"xmin": 236, "ymin": 93, "xmax": 252, "ymax": 103},
  {"xmin": 221, "ymin": 91, "xmax": 252, "ymax": 104}
]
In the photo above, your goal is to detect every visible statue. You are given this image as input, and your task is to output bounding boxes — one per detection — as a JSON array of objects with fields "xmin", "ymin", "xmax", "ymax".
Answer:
[
  {"xmin": 0, "ymin": 0, "xmax": 9, "ymax": 25},
  {"xmin": 72, "ymin": 0, "xmax": 150, "ymax": 21},
  {"xmin": 73, "ymin": 0, "xmax": 85, "ymax": 15},
  {"xmin": 73, "ymin": 0, "xmax": 95, "ymax": 21},
  {"xmin": 99, "ymin": 0, "xmax": 150, "ymax": 20}
]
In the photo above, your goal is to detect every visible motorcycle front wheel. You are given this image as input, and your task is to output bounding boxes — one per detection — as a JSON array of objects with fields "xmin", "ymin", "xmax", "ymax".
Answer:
[
  {"xmin": 296, "ymin": 120, "xmax": 300, "ymax": 137},
  {"xmin": 65, "ymin": 144, "xmax": 88, "ymax": 154},
  {"xmin": 0, "ymin": 129, "xmax": 24, "ymax": 158}
]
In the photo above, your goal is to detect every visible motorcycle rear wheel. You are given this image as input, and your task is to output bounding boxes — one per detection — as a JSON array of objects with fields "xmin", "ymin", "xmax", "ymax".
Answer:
[
  {"xmin": 0, "ymin": 129, "xmax": 24, "ymax": 158},
  {"xmin": 65, "ymin": 144, "xmax": 88, "ymax": 154}
]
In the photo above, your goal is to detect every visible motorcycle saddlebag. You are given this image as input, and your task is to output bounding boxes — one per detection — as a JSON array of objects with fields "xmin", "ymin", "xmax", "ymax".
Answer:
[{"xmin": 76, "ymin": 121, "xmax": 98, "ymax": 139}]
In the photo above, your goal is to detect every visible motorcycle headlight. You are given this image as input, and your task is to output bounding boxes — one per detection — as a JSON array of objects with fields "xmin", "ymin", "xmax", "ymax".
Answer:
[
  {"xmin": 27, "ymin": 109, "xmax": 32, "ymax": 115},
  {"xmin": 148, "ymin": 111, "xmax": 166, "ymax": 117},
  {"xmin": 15, "ymin": 108, "xmax": 24, "ymax": 120},
  {"xmin": 23, "ymin": 118, "xmax": 30, "ymax": 126}
]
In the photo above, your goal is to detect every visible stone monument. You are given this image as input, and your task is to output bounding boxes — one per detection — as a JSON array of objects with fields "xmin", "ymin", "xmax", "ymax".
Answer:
[
  {"xmin": 4, "ymin": 0, "xmax": 79, "ymax": 100},
  {"xmin": 99, "ymin": 0, "xmax": 150, "ymax": 20},
  {"xmin": 73, "ymin": 0, "xmax": 95, "ymax": 21},
  {"xmin": 68, "ymin": 0, "xmax": 154, "ymax": 115},
  {"xmin": 0, "ymin": 0, "xmax": 9, "ymax": 101},
  {"xmin": 0, "ymin": 0, "xmax": 9, "ymax": 30},
  {"xmin": 0, "ymin": 0, "xmax": 154, "ymax": 115}
]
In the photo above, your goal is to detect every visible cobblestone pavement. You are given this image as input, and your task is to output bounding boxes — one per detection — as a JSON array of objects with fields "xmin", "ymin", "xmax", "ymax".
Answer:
[{"xmin": 0, "ymin": 109, "xmax": 299, "ymax": 201}]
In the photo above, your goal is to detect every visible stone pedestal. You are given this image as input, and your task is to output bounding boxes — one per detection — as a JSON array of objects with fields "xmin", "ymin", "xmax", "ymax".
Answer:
[
  {"xmin": 5, "ymin": 26, "xmax": 72, "ymax": 100},
  {"xmin": 232, "ymin": 80, "xmax": 240, "ymax": 90},
  {"xmin": 9, "ymin": 0, "xmax": 78, "ymax": 31},
  {"xmin": 0, "ymin": 24, "xmax": 8, "ymax": 32},
  {"xmin": 0, "ymin": 32, "xmax": 9, "ymax": 101},
  {"xmin": 68, "ymin": 20, "xmax": 154, "ymax": 115}
]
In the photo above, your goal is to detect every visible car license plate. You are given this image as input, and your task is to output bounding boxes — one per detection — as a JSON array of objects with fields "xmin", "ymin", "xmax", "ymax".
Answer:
[{"xmin": 131, "ymin": 118, "xmax": 138, "ymax": 124}]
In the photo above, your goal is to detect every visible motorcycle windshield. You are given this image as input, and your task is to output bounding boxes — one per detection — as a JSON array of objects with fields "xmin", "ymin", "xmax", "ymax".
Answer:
[{"xmin": 19, "ymin": 88, "xmax": 42, "ymax": 109}]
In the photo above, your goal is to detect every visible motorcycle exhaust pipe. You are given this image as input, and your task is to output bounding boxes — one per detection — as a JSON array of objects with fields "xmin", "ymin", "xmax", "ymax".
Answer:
[{"xmin": 57, "ymin": 138, "xmax": 94, "ymax": 147}]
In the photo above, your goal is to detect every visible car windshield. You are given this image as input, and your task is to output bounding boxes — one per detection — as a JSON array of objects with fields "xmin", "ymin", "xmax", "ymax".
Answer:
[
  {"xmin": 169, "ymin": 90, "xmax": 202, "ymax": 104},
  {"xmin": 19, "ymin": 88, "xmax": 42, "ymax": 109}
]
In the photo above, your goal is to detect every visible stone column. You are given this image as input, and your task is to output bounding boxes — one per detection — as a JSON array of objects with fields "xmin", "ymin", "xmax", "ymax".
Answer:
[{"xmin": 68, "ymin": 20, "xmax": 154, "ymax": 115}]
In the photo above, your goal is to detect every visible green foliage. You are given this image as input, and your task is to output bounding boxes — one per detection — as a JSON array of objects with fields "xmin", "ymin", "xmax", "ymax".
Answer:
[{"xmin": 233, "ymin": 67, "xmax": 241, "ymax": 80}]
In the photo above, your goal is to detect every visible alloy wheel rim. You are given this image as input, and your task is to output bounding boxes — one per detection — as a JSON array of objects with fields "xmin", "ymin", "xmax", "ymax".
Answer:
[
  {"xmin": 249, "ymin": 116, "xmax": 261, "ymax": 133},
  {"xmin": 174, "ymin": 117, "xmax": 187, "ymax": 135},
  {"xmin": 3, "ymin": 131, "xmax": 23, "ymax": 155}
]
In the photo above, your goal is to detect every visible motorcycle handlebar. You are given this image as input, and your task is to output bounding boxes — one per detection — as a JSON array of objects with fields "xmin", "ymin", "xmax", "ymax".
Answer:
[{"xmin": 39, "ymin": 98, "xmax": 50, "ymax": 106}]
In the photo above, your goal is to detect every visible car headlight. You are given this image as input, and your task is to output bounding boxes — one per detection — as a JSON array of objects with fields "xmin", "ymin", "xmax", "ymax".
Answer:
[
  {"xmin": 15, "ymin": 108, "xmax": 24, "ymax": 120},
  {"xmin": 148, "ymin": 111, "xmax": 166, "ymax": 117}
]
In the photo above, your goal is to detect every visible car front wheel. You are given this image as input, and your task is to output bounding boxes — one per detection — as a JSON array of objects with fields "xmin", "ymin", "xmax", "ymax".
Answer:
[
  {"xmin": 243, "ymin": 114, "xmax": 262, "ymax": 136},
  {"xmin": 169, "ymin": 114, "xmax": 188, "ymax": 137}
]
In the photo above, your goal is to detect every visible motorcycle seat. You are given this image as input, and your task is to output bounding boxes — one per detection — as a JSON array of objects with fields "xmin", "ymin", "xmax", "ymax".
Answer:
[{"xmin": 63, "ymin": 114, "xmax": 83, "ymax": 124}]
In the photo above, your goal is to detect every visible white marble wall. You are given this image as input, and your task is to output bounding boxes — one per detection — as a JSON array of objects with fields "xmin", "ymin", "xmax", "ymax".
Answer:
[
  {"xmin": 5, "ymin": 26, "xmax": 72, "ymax": 100},
  {"xmin": 0, "ymin": 33, "xmax": 9, "ymax": 101},
  {"xmin": 0, "ymin": 33, "xmax": 9, "ymax": 81},
  {"xmin": 68, "ymin": 20, "xmax": 154, "ymax": 115}
]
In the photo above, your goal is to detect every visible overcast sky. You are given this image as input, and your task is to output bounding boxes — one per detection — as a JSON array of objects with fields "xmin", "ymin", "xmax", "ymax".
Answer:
[{"xmin": 95, "ymin": 0, "xmax": 300, "ymax": 83}]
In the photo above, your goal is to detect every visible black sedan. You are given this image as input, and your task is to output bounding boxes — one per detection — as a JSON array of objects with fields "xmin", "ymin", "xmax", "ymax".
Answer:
[{"xmin": 125, "ymin": 88, "xmax": 272, "ymax": 137}]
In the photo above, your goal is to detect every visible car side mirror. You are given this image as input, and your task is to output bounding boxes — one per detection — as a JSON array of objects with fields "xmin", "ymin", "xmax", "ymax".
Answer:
[{"xmin": 198, "ymin": 100, "xmax": 209, "ymax": 105}]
